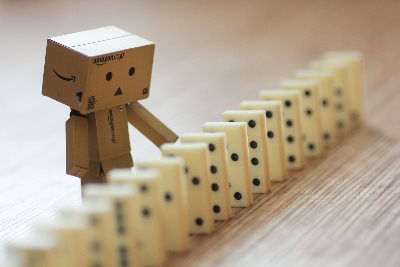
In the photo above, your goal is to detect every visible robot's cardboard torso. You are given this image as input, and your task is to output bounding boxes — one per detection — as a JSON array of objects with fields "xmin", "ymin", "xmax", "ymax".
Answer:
[{"xmin": 87, "ymin": 105, "xmax": 131, "ymax": 162}]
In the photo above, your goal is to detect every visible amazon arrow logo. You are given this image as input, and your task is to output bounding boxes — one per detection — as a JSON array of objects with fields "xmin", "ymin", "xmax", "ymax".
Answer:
[{"xmin": 53, "ymin": 69, "xmax": 76, "ymax": 82}]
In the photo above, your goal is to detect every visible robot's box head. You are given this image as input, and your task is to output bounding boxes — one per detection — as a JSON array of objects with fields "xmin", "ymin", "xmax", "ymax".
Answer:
[{"xmin": 42, "ymin": 26, "xmax": 154, "ymax": 114}]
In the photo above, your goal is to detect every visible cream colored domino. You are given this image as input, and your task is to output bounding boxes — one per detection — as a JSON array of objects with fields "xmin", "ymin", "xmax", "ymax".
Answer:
[
  {"xmin": 108, "ymin": 168, "xmax": 166, "ymax": 267},
  {"xmin": 280, "ymin": 79, "xmax": 324, "ymax": 157},
  {"xmin": 161, "ymin": 143, "xmax": 214, "ymax": 234},
  {"xmin": 323, "ymin": 51, "xmax": 365, "ymax": 128},
  {"xmin": 239, "ymin": 101, "xmax": 288, "ymax": 182},
  {"xmin": 8, "ymin": 234, "xmax": 62, "ymax": 267},
  {"xmin": 136, "ymin": 158, "xmax": 190, "ymax": 253},
  {"xmin": 180, "ymin": 132, "xmax": 232, "ymax": 220},
  {"xmin": 259, "ymin": 90, "xmax": 306, "ymax": 169},
  {"xmin": 37, "ymin": 216, "xmax": 90, "ymax": 267},
  {"xmin": 222, "ymin": 111, "xmax": 271, "ymax": 193},
  {"xmin": 60, "ymin": 199, "xmax": 118, "ymax": 267},
  {"xmin": 83, "ymin": 184, "xmax": 141, "ymax": 267},
  {"xmin": 310, "ymin": 60, "xmax": 351, "ymax": 136},
  {"xmin": 295, "ymin": 69, "xmax": 337, "ymax": 146},
  {"xmin": 203, "ymin": 122, "xmax": 253, "ymax": 207}
]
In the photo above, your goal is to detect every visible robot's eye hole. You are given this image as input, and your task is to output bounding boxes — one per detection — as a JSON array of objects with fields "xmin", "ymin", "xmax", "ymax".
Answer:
[
  {"xmin": 106, "ymin": 72, "xmax": 113, "ymax": 81},
  {"xmin": 128, "ymin": 67, "xmax": 135, "ymax": 76}
]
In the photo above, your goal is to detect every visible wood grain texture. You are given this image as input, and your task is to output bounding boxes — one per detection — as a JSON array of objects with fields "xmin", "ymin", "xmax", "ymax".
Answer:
[{"xmin": 0, "ymin": 0, "xmax": 399, "ymax": 266}]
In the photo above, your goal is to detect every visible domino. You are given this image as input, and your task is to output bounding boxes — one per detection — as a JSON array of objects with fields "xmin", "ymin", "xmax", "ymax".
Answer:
[
  {"xmin": 280, "ymin": 79, "xmax": 324, "ymax": 157},
  {"xmin": 8, "ymin": 234, "xmax": 62, "ymax": 267},
  {"xmin": 239, "ymin": 101, "xmax": 288, "ymax": 182},
  {"xmin": 203, "ymin": 122, "xmax": 253, "ymax": 207},
  {"xmin": 295, "ymin": 69, "xmax": 338, "ymax": 146},
  {"xmin": 161, "ymin": 143, "xmax": 214, "ymax": 234},
  {"xmin": 60, "ymin": 199, "xmax": 118, "ymax": 267},
  {"xmin": 222, "ymin": 110, "xmax": 272, "ymax": 193},
  {"xmin": 323, "ymin": 51, "xmax": 365, "ymax": 128},
  {"xmin": 83, "ymin": 184, "xmax": 141, "ymax": 267},
  {"xmin": 310, "ymin": 60, "xmax": 351, "ymax": 137},
  {"xmin": 180, "ymin": 132, "xmax": 233, "ymax": 220},
  {"xmin": 37, "ymin": 216, "xmax": 90, "ymax": 267},
  {"xmin": 108, "ymin": 168, "xmax": 166, "ymax": 266},
  {"xmin": 136, "ymin": 158, "xmax": 190, "ymax": 253},
  {"xmin": 259, "ymin": 90, "xmax": 306, "ymax": 169}
]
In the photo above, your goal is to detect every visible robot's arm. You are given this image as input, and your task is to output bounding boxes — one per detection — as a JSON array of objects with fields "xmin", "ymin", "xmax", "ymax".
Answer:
[
  {"xmin": 66, "ymin": 112, "xmax": 89, "ymax": 178},
  {"xmin": 127, "ymin": 102, "xmax": 178, "ymax": 147}
]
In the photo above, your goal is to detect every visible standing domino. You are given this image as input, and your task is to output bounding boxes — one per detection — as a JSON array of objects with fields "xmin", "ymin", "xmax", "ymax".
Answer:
[
  {"xmin": 180, "ymin": 132, "xmax": 232, "ymax": 220},
  {"xmin": 161, "ymin": 143, "xmax": 214, "ymax": 234},
  {"xmin": 280, "ymin": 79, "xmax": 324, "ymax": 157},
  {"xmin": 259, "ymin": 90, "xmax": 306, "ymax": 169},
  {"xmin": 203, "ymin": 122, "xmax": 253, "ymax": 207},
  {"xmin": 310, "ymin": 60, "xmax": 351, "ymax": 136},
  {"xmin": 108, "ymin": 169, "xmax": 166, "ymax": 267},
  {"xmin": 295, "ymin": 69, "xmax": 337, "ymax": 146},
  {"xmin": 83, "ymin": 184, "xmax": 141, "ymax": 267},
  {"xmin": 37, "ymin": 216, "xmax": 90, "ymax": 267},
  {"xmin": 8, "ymin": 235, "xmax": 62, "ymax": 267},
  {"xmin": 136, "ymin": 158, "xmax": 190, "ymax": 252},
  {"xmin": 240, "ymin": 101, "xmax": 288, "ymax": 182},
  {"xmin": 60, "ymin": 199, "xmax": 118, "ymax": 267},
  {"xmin": 323, "ymin": 51, "xmax": 365, "ymax": 128},
  {"xmin": 222, "ymin": 111, "xmax": 272, "ymax": 193}
]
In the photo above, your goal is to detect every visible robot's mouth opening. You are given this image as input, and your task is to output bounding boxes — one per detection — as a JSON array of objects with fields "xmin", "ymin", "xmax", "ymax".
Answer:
[{"xmin": 114, "ymin": 87, "xmax": 123, "ymax": 96}]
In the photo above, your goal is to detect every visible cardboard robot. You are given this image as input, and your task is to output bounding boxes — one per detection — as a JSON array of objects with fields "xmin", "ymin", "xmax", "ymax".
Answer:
[{"xmin": 42, "ymin": 26, "xmax": 178, "ymax": 185}]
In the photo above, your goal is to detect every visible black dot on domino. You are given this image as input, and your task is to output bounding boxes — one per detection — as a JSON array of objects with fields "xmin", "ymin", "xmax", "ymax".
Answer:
[
  {"xmin": 265, "ymin": 110, "xmax": 273, "ymax": 118},
  {"xmin": 142, "ymin": 208, "xmax": 151, "ymax": 218},
  {"xmin": 117, "ymin": 226, "xmax": 125, "ymax": 235},
  {"xmin": 253, "ymin": 178, "xmax": 261, "ymax": 186},
  {"xmin": 288, "ymin": 155, "xmax": 296, "ymax": 163},
  {"xmin": 211, "ymin": 183, "xmax": 219, "ymax": 192},
  {"xmin": 164, "ymin": 192, "xmax": 173, "ymax": 202},
  {"xmin": 322, "ymin": 99, "xmax": 328, "ymax": 107},
  {"xmin": 286, "ymin": 120, "xmax": 293, "ymax": 127},
  {"xmin": 248, "ymin": 120, "xmax": 256, "ymax": 128},
  {"xmin": 208, "ymin": 143, "xmax": 216, "ymax": 152},
  {"xmin": 119, "ymin": 246, "xmax": 127, "ymax": 255},
  {"xmin": 287, "ymin": 136, "xmax": 294, "ymax": 143},
  {"xmin": 91, "ymin": 241, "xmax": 101, "ymax": 252},
  {"xmin": 234, "ymin": 192, "xmax": 242, "ymax": 200},
  {"xmin": 306, "ymin": 109, "xmax": 313, "ymax": 116},
  {"xmin": 267, "ymin": 131, "xmax": 274, "ymax": 139},
  {"xmin": 185, "ymin": 166, "xmax": 189, "ymax": 174},
  {"xmin": 285, "ymin": 100, "xmax": 292, "ymax": 107},
  {"xmin": 192, "ymin": 177, "xmax": 200, "ymax": 185},
  {"xmin": 250, "ymin": 141, "xmax": 258, "ymax": 149},
  {"xmin": 336, "ymin": 88, "xmax": 342, "ymax": 96},
  {"xmin": 338, "ymin": 121, "xmax": 345, "ymax": 128},
  {"xmin": 304, "ymin": 90, "xmax": 311, "ymax": 97},
  {"xmin": 213, "ymin": 205, "xmax": 221, "ymax": 213},
  {"xmin": 195, "ymin": 217, "xmax": 203, "ymax": 226},
  {"xmin": 336, "ymin": 103, "xmax": 343, "ymax": 111},
  {"xmin": 308, "ymin": 143, "xmax": 315, "ymax": 151},
  {"xmin": 324, "ymin": 133, "xmax": 330, "ymax": 140},
  {"xmin": 231, "ymin": 153, "xmax": 239, "ymax": 161},
  {"xmin": 210, "ymin": 165, "xmax": 218, "ymax": 174},
  {"xmin": 140, "ymin": 184, "xmax": 148, "ymax": 193},
  {"xmin": 251, "ymin": 158, "xmax": 259, "ymax": 166}
]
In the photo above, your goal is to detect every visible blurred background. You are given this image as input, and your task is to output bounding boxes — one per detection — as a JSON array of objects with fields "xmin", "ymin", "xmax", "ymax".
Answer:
[{"xmin": 0, "ymin": 0, "xmax": 399, "ymax": 265}]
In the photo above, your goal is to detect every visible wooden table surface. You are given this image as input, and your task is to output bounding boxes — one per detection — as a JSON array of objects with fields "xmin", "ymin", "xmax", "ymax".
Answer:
[{"xmin": 0, "ymin": 0, "xmax": 399, "ymax": 266}]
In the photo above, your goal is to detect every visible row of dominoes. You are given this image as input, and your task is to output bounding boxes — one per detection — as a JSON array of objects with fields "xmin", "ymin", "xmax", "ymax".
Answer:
[{"xmin": 5, "ymin": 51, "xmax": 365, "ymax": 267}]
